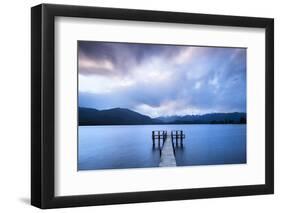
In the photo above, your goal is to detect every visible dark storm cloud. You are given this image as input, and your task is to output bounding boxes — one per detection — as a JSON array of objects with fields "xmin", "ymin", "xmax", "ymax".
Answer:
[{"xmin": 78, "ymin": 41, "xmax": 183, "ymax": 76}]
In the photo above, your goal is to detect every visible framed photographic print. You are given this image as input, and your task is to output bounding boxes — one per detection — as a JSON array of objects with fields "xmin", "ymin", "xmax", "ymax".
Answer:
[{"xmin": 31, "ymin": 4, "xmax": 274, "ymax": 209}]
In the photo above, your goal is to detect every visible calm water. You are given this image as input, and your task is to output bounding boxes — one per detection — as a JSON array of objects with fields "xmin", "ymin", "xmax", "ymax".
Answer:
[{"xmin": 78, "ymin": 124, "xmax": 246, "ymax": 171}]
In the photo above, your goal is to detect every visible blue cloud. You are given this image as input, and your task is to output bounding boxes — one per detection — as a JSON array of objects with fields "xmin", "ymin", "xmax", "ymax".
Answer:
[{"xmin": 78, "ymin": 41, "xmax": 246, "ymax": 117}]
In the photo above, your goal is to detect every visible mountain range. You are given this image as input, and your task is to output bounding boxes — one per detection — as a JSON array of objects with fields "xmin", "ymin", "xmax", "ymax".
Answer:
[{"xmin": 79, "ymin": 107, "xmax": 246, "ymax": 125}]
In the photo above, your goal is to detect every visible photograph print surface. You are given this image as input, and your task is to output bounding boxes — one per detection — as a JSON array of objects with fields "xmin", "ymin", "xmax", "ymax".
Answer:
[{"xmin": 78, "ymin": 41, "xmax": 247, "ymax": 171}]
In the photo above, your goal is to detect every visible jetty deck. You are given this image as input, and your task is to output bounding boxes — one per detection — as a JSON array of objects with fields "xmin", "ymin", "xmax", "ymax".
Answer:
[
  {"xmin": 159, "ymin": 136, "xmax": 177, "ymax": 167},
  {"xmin": 152, "ymin": 130, "xmax": 185, "ymax": 167}
]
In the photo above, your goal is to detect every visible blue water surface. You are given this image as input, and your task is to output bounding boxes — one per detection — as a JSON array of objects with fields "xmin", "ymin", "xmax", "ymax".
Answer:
[{"xmin": 78, "ymin": 124, "xmax": 246, "ymax": 170}]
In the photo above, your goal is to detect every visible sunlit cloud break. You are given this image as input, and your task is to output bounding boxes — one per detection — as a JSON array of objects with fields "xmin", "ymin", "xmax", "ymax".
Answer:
[{"xmin": 78, "ymin": 41, "xmax": 246, "ymax": 117}]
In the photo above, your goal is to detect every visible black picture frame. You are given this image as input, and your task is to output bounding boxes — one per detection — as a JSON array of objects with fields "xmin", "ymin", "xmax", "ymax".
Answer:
[{"xmin": 31, "ymin": 3, "xmax": 274, "ymax": 209}]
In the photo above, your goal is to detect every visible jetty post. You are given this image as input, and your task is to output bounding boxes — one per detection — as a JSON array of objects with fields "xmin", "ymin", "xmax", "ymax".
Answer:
[
  {"xmin": 152, "ymin": 131, "xmax": 155, "ymax": 146},
  {"xmin": 158, "ymin": 131, "xmax": 160, "ymax": 147},
  {"xmin": 180, "ymin": 130, "xmax": 184, "ymax": 147}
]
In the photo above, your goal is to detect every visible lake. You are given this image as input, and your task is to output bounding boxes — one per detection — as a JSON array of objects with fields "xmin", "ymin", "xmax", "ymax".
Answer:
[{"xmin": 78, "ymin": 124, "xmax": 246, "ymax": 170}]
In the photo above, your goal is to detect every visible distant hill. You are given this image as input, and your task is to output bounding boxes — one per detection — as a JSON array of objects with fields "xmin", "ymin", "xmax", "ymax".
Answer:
[
  {"xmin": 79, "ymin": 107, "xmax": 162, "ymax": 125},
  {"xmin": 157, "ymin": 112, "xmax": 246, "ymax": 124},
  {"xmin": 79, "ymin": 107, "xmax": 246, "ymax": 125}
]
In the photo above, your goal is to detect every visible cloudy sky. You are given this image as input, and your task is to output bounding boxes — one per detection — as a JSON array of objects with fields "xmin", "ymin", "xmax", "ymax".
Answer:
[{"xmin": 78, "ymin": 41, "xmax": 246, "ymax": 118}]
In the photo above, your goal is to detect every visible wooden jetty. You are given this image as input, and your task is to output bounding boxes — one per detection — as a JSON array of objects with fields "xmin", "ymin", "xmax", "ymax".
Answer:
[
  {"xmin": 152, "ymin": 130, "xmax": 186, "ymax": 167},
  {"xmin": 171, "ymin": 130, "xmax": 185, "ymax": 139},
  {"xmin": 152, "ymin": 130, "xmax": 167, "ymax": 141},
  {"xmin": 171, "ymin": 130, "xmax": 185, "ymax": 147},
  {"xmin": 159, "ymin": 136, "xmax": 177, "ymax": 167},
  {"xmin": 152, "ymin": 130, "xmax": 167, "ymax": 155}
]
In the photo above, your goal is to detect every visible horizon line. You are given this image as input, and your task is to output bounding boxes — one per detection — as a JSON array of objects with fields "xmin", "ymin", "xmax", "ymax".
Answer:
[{"xmin": 79, "ymin": 106, "xmax": 246, "ymax": 118}]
